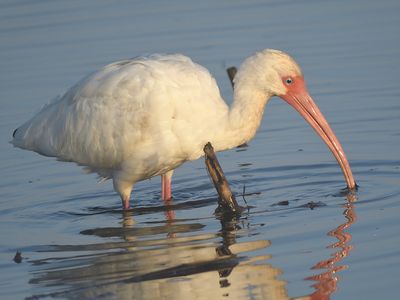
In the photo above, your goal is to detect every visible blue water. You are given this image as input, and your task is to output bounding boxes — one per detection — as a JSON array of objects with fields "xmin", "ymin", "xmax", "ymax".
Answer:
[{"xmin": 1, "ymin": 0, "xmax": 399, "ymax": 299}]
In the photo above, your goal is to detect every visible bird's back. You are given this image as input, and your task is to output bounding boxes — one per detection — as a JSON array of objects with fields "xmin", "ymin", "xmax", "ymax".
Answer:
[{"xmin": 12, "ymin": 54, "xmax": 228, "ymax": 180}]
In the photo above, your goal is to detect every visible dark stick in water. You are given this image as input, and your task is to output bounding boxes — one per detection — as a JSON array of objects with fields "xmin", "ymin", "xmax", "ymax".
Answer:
[
  {"xmin": 226, "ymin": 67, "xmax": 237, "ymax": 88},
  {"xmin": 204, "ymin": 142, "xmax": 240, "ymax": 213},
  {"xmin": 202, "ymin": 67, "xmax": 243, "ymax": 214}
]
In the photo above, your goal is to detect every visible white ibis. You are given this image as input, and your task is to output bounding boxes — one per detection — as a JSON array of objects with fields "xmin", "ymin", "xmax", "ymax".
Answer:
[{"xmin": 12, "ymin": 49, "xmax": 356, "ymax": 209}]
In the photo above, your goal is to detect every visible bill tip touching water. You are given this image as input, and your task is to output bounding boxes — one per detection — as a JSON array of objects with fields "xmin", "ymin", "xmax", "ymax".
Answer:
[{"xmin": 12, "ymin": 49, "xmax": 356, "ymax": 209}]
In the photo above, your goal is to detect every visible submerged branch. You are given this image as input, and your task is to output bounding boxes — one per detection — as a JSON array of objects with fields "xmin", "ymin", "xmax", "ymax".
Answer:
[{"xmin": 204, "ymin": 142, "xmax": 241, "ymax": 214}]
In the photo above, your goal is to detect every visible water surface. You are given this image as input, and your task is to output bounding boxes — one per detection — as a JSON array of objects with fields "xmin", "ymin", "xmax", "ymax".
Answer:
[{"xmin": 1, "ymin": 0, "xmax": 399, "ymax": 299}]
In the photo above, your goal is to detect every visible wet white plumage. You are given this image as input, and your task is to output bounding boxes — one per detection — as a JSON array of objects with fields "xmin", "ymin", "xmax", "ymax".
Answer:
[{"xmin": 12, "ymin": 49, "xmax": 307, "ymax": 207}]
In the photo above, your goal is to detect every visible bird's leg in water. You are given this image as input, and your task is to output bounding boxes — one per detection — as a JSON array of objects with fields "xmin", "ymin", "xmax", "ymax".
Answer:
[
  {"xmin": 122, "ymin": 196, "xmax": 130, "ymax": 210},
  {"xmin": 161, "ymin": 170, "xmax": 174, "ymax": 201}
]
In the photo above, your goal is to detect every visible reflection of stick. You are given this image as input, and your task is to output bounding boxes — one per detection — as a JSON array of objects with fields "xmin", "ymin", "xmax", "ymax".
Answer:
[{"xmin": 204, "ymin": 142, "xmax": 240, "ymax": 213}]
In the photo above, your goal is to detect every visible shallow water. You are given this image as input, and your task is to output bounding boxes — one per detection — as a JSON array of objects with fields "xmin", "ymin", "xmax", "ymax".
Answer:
[{"xmin": 1, "ymin": 0, "xmax": 400, "ymax": 299}]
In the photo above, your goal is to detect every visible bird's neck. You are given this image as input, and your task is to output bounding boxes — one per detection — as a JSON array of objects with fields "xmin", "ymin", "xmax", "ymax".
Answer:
[
  {"xmin": 214, "ymin": 80, "xmax": 272, "ymax": 151},
  {"xmin": 231, "ymin": 87, "xmax": 271, "ymax": 141}
]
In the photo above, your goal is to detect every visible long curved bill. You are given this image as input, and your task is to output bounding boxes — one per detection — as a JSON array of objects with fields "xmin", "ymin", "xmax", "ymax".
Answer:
[{"xmin": 281, "ymin": 79, "xmax": 356, "ymax": 190}]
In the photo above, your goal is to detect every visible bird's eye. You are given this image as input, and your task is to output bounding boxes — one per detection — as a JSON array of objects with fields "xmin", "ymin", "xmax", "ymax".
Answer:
[{"xmin": 285, "ymin": 78, "xmax": 293, "ymax": 85}]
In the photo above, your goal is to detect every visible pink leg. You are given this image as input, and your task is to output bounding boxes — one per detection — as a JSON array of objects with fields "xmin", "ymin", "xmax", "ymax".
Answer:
[
  {"xmin": 122, "ymin": 196, "xmax": 130, "ymax": 210},
  {"xmin": 161, "ymin": 170, "xmax": 174, "ymax": 201}
]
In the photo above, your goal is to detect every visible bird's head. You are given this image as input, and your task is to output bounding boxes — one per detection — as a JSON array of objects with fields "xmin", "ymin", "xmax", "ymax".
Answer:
[{"xmin": 236, "ymin": 49, "xmax": 356, "ymax": 190}]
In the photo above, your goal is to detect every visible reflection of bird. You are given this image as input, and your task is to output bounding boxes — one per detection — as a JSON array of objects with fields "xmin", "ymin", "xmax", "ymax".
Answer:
[{"xmin": 12, "ymin": 49, "xmax": 355, "ymax": 209}]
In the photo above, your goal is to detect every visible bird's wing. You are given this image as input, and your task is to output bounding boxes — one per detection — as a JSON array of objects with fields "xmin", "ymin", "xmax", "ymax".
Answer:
[{"xmin": 12, "ymin": 54, "xmax": 227, "ymax": 179}]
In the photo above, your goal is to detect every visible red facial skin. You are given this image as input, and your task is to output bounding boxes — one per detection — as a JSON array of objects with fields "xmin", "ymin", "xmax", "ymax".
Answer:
[{"xmin": 279, "ymin": 76, "xmax": 356, "ymax": 190}]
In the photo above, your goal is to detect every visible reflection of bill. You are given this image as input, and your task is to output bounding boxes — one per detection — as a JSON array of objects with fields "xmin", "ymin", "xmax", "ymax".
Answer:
[{"xmin": 305, "ymin": 193, "xmax": 357, "ymax": 300}]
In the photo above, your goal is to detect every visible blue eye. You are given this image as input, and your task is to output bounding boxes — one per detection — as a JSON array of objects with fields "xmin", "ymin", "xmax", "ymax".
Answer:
[{"xmin": 285, "ymin": 78, "xmax": 293, "ymax": 85}]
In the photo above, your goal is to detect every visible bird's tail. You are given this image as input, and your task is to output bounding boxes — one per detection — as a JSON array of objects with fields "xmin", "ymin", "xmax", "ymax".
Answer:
[
  {"xmin": 12, "ymin": 127, "xmax": 18, "ymax": 138},
  {"xmin": 11, "ymin": 95, "xmax": 63, "ymax": 156},
  {"xmin": 11, "ymin": 122, "xmax": 29, "ymax": 149}
]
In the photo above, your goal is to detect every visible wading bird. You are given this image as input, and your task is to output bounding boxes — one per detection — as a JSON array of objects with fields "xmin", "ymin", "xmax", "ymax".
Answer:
[{"xmin": 12, "ymin": 49, "xmax": 356, "ymax": 209}]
